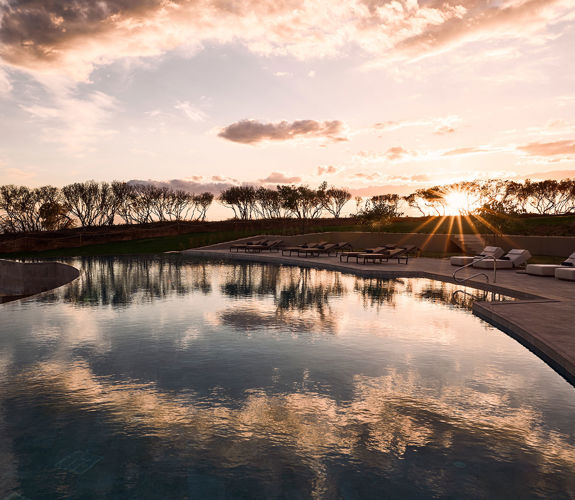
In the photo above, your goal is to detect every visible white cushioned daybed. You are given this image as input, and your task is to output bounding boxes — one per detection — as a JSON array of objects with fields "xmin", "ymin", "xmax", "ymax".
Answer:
[
  {"xmin": 473, "ymin": 249, "xmax": 531, "ymax": 269},
  {"xmin": 526, "ymin": 252, "xmax": 575, "ymax": 278},
  {"xmin": 554, "ymin": 253, "xmax": 575, "ymax": 281},
  {"xmin": 450, "ymin": 246, "xmax": 504, "ymax": 267}
]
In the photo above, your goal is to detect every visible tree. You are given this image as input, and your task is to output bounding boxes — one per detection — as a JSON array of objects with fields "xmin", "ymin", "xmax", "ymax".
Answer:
[
  {"xmin": 404, "ymin": 187, "xmax": 446, "ymax": 216},
  {"xmin": 219, "ymin": 186, "xmax": 257, "ymax": 220},
  {"xmin": 323, "ymin": 186, "xmax": 351, "ymax": 218},
  {"xmin": 356, "ymin": 194, "xmax": 403, "ymax": 224},
  {"xmin": 0, "ymin": 185, "xmax": 72, "ymax": 232},
  {"xmin": 194, "ymin": 192, "xmax": 214, "ymax": 221},
  {"xmin": 62, "ymin": 181, "xmax": 117, "ymax": 226}
]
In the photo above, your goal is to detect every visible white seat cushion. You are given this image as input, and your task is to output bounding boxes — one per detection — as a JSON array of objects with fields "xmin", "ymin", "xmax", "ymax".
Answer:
[
  {"xmin": 526, "ymin": 264, "xmax": 561, "ymax": 276},
  {"xmin": 450, "ymin": 256, "xmax": 475, "ymax": 266},
  {"xmin": 473, "ymin": 259, "xmax": 513, "ymax": 269},
  {"xmin": 555, "ymin": 267, "xmax": 575, "ymax": 281}
]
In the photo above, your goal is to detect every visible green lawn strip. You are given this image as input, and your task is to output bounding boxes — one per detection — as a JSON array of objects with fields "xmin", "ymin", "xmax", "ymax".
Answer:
[
  {"xmin": 2, "ymin": 215, "xmax": 574, "ymax": 259},
  {"xmin": 0, "ymin": 224, "xmax": 365, "ymax": 258}
]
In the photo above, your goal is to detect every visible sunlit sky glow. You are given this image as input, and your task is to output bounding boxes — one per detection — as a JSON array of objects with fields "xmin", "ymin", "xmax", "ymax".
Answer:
[{"xmin": 1, "ymin": 0, "xmax": 574, "ymax": 197}]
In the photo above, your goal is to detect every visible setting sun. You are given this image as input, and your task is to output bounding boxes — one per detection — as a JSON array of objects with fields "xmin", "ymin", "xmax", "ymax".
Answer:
[{"xmin": 443, "ymin": 190, "xmax": 472, "ymax": 215}]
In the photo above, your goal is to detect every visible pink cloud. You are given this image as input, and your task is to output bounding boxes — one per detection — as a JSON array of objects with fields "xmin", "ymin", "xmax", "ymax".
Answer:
[
  {"xmin": 258, "ymin": 172, "xmax": 302, "ymax": 184},
  {"xmin": 518, "ymin": 140, "xmax": 575, "ymax": 157},
  {"xmin": 317, "ymin": 165, "xmax": 337, "ymax": 175},
  {"xmin": 218, "ymin": 119, "xmax": 347, "ymax": 145}
]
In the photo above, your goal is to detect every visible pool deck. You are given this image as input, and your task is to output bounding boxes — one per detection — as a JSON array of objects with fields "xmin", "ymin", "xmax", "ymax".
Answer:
[{"xmin": 181, "ymin": 247, "xmax": 575, "ymax": 385}]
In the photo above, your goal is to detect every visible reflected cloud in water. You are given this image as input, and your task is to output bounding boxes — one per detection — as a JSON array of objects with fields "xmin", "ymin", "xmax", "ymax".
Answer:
[{"xmin": 0, "ymin": 257, "xmax": 573, "ymax": 498}]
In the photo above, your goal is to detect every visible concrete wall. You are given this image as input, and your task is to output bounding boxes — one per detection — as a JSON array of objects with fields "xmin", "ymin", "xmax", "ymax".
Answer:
[
  {"xmin": 0, "ymin": 259, "xmax": 80, "ymax": 296},
  {"xmin": 482, "ymin": 235, "xmax": 575, "ymax": 257},
  {"xmin": 204, "ymin": 232, "xmax": 461, "ymax": 253},
  {"xmin": 205, "ymin": 232, "xmax": 575, "ymax": 257}
]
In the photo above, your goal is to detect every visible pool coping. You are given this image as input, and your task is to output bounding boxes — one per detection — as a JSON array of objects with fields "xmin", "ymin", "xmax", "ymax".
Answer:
[{"xmin": 181, "ymin": 248, "xmax": 575, "ymax": 386}]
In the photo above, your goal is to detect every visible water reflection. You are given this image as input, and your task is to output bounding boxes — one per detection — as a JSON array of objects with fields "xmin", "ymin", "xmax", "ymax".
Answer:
[
  {"xmin": 0, "ymin": 256, "xmax": 573, "ymax": 499},
  {"xmin": 37, "ymin": 256, "xmax": 212, "ymax": 307},
  {"xmin": 353, "ymin": 277, "xmax": 400, "ymax": 309}
]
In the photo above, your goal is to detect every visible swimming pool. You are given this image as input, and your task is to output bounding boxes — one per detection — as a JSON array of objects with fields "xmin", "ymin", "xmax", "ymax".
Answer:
[{"xmin": 1, "ymin": 256, "xmax": 574, "ymax": 499}]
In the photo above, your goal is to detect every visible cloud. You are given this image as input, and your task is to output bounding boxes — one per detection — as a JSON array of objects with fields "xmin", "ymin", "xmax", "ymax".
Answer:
[
  {"xmin": 373, "ymin": 115, "xmax": 460, "ymax": 135},
  {"xmin": 317, "ymin": 165, "xmax": 337, "ymax": 176},
  {"xmin": 385, "ymin": 146, "xmax": 412, "ymax": 161},
  {"xmin": 258, "ymin": 172, "xmax": 302, "ymax": 184},
  {"xmin": 20, "ymin": 86, "xmax": 118, "ymax": 155},
  {"xmin": 433, "ymin": 125, "xmax": 455, "ymax": 135},
  {"xmin": 0, "ymin": 166, "xmax": 36, "ymax": 182},
  {"xmin": 174, "ymin": 101, "xmax": 207, "ymax": 122},
  {"xmin": 518, "ymin": 140, "xmax": 575, "ymax": 157},
  {"xmin": 218, "ymin": 119, "xmax": 347, "ymax": 145},
  {"xmin": 1, "ymin": 0, "xmax": 570, "ymax": 80},
  {"xmin": 0, "ymin": 66, "xmax": 11, "ymax": 97},
  {"xmin": 519, "ymin": 169, "xmax": 575, "ymax": 180},
  {"xmin": 127, "ymin": 178, "xmax": 235, "ymax": 195}
]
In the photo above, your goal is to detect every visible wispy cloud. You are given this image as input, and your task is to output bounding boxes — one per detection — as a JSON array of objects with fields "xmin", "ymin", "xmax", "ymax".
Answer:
[
  {"xmin": 0, "ymin": 66, "xmax": 11, "ymax": 97},
  {"xmin": 175, "ymin": 101, "xmax": 207, "ymax": 122},
  {"xmin": 373, "ymin": 115, "xmax": 460, "ymax": 135},
  {"xmin": 218, "ymin": 119, "xmax": 348, "ymax": 145},
  {"xmin": 20, "ymin": 83, "xmax": 118, "ymax": 155}
]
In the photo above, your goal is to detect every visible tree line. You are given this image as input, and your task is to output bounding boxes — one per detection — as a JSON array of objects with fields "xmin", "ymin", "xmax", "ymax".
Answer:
[
  {"xmin": 1, "ymin": 178, "xmax": 574, "ymax": 234},
  {"xmin": 0, "ymin": 181, "xmax": 214, "ymax": 233}
]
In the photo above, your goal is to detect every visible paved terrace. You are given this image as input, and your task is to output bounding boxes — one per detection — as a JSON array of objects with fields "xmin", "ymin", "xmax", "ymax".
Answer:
[{"xmin": 181, "ymin": 245, "xmax": 575, "ymax": 385}]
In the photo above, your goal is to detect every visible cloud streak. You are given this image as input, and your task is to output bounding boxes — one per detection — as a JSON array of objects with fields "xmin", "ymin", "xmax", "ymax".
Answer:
[
  {"xmin": 518, "ymin": 140, "xmax": 575, "ymax": 157},
  {"xmin": 218, "ymin": 119, "xmax": 347, "ymax": 145}
]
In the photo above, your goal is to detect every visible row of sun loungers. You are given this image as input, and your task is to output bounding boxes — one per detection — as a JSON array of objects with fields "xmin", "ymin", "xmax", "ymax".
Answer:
[
  {"xmin": 281, "ymin": 241, "xmax": 352, "ymax": 257},
  {"xmin": 231, "ymin": 239, "xmax": 420, "ymax": 266},
  {"xmin": 339, "ymin": 245, "xmax": 417, "ymax": 265},
  {"xmin": 229, "ymin": 239, "xmax": 283, "ymax": 253}
]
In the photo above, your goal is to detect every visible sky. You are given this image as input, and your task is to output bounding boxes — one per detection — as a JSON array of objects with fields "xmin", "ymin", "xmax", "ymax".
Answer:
[{"xmin": 1, "ymin": 0, "xmax": 575, "ymax": 201}]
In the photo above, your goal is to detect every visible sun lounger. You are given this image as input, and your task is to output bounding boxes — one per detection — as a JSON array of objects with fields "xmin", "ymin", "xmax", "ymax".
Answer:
[
  {"xmin": 450, "ymin": 246, "xmax": 504, "ymax": 266},
  {"xmin": 229, "ymin": 239, "xmax": 268, "ymax": 252},
  {"xmin": 526, "ymin": 252, "xmax": 575, "ymax": 277},
  {"xmin": 339, "ymin": 246, "xmax": 389, "ymax": 263},
  {"xmin": 359, "ymin": 245, "xmax": 417, "ymax": 265},
  {"xmin": 473, "ymin": 249, "xmax": 531, "ymax": 269},
  {"xmin": 296, "ymin": 241, "xmax": 350, "ymax": 257},
  {"xmin": 281, "ymin": 241, "xmax": 328, "ymax": 256},
  {"xmin": 244, "ymin": 239, "xmax": 284, "ymax": 253}
]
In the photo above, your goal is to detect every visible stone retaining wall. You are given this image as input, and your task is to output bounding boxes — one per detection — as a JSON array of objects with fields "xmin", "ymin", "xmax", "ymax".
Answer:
[{"xmin": 204, "ymin": 232, "xmax": 575, "ymax": 257}]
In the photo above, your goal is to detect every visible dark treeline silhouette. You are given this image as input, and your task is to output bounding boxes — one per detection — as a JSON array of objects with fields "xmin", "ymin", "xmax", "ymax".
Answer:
[
  {"xmin": 218, "ymin": 181, "xmax": 351, "ymax": 220},
  {"xmin": 1, "ymin": 178, "xmax": 574, "ymax": 234},
  {"xmin": 0, "ymin": 181, "xmax": 214, "ymax": 233}
]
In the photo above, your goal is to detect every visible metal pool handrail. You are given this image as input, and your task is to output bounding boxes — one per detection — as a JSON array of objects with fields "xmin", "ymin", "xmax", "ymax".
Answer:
[{"xmin": 452, "ymin": 255, "xmax": 497, "ymax": 284}]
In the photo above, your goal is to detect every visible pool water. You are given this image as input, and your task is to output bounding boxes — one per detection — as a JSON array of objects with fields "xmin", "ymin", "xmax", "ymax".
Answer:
[{"xmin": 1, "ymin": 256, "xmax": 574, "ymax": 499}]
